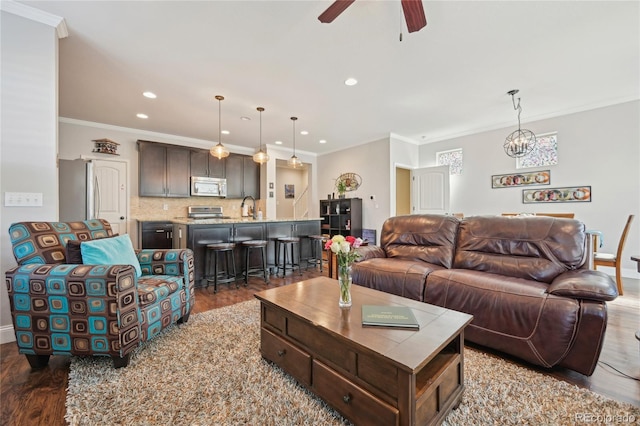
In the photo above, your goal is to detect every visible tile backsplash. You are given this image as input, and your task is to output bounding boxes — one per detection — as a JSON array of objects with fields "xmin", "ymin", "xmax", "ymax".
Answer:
[{"xmin": 131, "ymin": 196, "xmax": 264, "ymax": 221}]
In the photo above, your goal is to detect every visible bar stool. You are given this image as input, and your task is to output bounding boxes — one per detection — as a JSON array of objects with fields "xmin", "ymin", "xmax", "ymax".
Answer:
[
  {"xmin": 204, "ymin": 242, "xmax": 237, "ymax": 292},
  {"xmin": 242, "ymin": 240, "xmax": 269, "ymax": 284},
  {"xmin": 307, "ymin": 235, "xmax": 327, "ymax": 272},
  {"xmin": 275, "ymin": 237, "xmax": 301, "ymax": 277}
]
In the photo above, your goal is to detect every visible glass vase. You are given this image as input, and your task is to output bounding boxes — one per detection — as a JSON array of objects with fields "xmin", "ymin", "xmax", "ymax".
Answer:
[{"xmin": 338, "ymin": 264, "xmax": 352, "ymax": 308}]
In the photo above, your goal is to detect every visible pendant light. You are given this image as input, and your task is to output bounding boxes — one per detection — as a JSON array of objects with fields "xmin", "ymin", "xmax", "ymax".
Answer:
[
  {"xmin": 503, "ymin": 89, "xmax": 536, "ymax": 158},
  {"xmin": 287, "ymin": 116, "xmax": 302, "ymax": 168},
  {"xmin": 210, "ymin": 95, "xmax": 230, "ymax": 159},
  {"xmin": 252, "ymin": 107, "xmax": 269, "ymax": 164}
]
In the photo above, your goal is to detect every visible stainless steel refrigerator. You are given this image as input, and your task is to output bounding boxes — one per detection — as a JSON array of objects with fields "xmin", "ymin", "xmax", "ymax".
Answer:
[{"xmin": 58, "ymin": 159, "xmax": 97, "ymax": 221}]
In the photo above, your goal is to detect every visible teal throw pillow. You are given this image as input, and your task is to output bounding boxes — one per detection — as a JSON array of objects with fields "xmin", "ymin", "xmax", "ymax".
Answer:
[{"xmin": 81, "ymin": 234, "xmax": 142, "ymax": 277}]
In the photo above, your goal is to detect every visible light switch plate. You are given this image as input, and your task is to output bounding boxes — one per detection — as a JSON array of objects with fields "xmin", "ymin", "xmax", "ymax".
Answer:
[{"xmin": 4, "ymin": 192, "xmax": 43, "ymax": 207}]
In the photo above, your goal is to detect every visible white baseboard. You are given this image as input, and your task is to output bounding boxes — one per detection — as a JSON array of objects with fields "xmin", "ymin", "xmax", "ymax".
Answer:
[{"xmin": 0, "ymin": 324, "xmax": 16, "ymax": 344}]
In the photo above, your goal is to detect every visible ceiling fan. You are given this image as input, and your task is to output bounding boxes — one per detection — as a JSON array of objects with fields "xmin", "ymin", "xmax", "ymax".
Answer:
[{"xmin": 318, "ymin": 0, "xmax": 427, "ymax": 34}]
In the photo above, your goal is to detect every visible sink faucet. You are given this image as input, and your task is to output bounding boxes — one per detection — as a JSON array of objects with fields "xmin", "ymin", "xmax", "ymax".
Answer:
[{"xmin": 241, "ymin": 195, "xmax": 256, "ymax": 219}]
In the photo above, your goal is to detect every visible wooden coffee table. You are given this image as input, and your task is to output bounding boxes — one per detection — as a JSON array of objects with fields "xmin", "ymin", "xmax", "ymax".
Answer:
[{"xmin": 255, "ymin": 277, "xmax": 473, "ymax": 426}]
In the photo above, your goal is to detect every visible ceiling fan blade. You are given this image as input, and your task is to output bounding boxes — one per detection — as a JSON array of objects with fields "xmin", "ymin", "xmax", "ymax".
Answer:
[
  {"xmin": 401, "ymin": 0, "xmax": 427, "ymax": 33},
  {"xmin": 318, "ymin": 0, "xmax": 356, "ymax": 23}
]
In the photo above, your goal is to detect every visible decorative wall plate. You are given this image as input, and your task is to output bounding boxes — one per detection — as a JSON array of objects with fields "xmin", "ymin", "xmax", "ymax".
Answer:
[{"xmin": 336, "ymin": 172, "xmax": 362, "ymax": 192}]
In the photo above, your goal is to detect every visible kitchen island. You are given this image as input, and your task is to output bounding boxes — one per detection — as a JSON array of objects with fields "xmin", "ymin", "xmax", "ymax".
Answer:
[{"xmin": 171, "ymin": 217, "xmax": 322, "ymax": 286}]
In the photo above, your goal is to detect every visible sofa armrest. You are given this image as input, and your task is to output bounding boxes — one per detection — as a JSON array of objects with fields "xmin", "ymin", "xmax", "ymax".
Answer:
[
  {"xmin": 5, "ymin": 263, "xmax": 141, "ymax": 357},
  {"xmin": 136, "ymin": 248, "xmax": 195, "ymax": 305},
  {"xmin": 354, "ymin": 245, "xmax": 386, "ymax": 262},
  {"xmin": 137, "ymin": 249, "xmax": 193, "ymax": 277},
  {"xmin": 548, "ymin": 269, "xmax": 618, "ymax": 301}
]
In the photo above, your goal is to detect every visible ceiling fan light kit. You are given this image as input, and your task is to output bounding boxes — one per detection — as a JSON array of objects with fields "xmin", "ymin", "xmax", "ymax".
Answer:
[
  {"xmin": 503, "ymin": 89, "xmax": 537, "ymax": 158},
  {"xmin": 252, "ymin": 106, "xmax": 270, "ymax": 164},
  {"xmin": 210, "ymin": 95, "xmax": 230, "ymax": 160},
  {"xmin": 318, "ymin": 0, "xmax": 427, "ymax": 36}
]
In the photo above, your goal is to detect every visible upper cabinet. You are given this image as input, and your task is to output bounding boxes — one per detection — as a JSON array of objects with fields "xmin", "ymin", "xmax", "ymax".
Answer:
[
  {"xmin": 138, "ymin": 140, "xmax": 260, "ymax": 199},
  {"xmin": 190, "ymin": 149, "xmax": 225, "ymax": 178},
  {"xmin": 138, "ymin": 140, "xmax": 191, "ymax": 197},
  {"xmin": 225, "ymin": 153, "xmax": 259, "ymax": 199}
]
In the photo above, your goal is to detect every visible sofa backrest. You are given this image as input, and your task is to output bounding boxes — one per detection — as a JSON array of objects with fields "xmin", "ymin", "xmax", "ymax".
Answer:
[
  {"xmin": 380, "ymin": 214, "xmax": 460, "ymax": 268},
  {"xmin": 8, "ymin": 220, "xmax": 113, "ymax": 265},
  {"xmin": 454, "ymin": 216, "xmax": 587, "ymax": 283}
]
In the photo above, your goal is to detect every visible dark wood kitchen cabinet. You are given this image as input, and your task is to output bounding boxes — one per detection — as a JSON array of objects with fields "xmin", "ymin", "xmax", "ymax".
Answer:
[
  {"xmin": 226, "ymin": 154, "xmax": 259, "ymax": 199},
  {"xmin": 138, "ymin": 221, "xmax": 173, "ymax": 249},
  {"xmin": 190, "ymin": 149, "xmax": 225, "ymax": 178},
  {"xmin": 138, "ymin": 140, "xmax": 191, "ymax": 197}
]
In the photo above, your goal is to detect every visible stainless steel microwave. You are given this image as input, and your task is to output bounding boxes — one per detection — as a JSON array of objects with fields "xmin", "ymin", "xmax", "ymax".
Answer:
[{"xmin": 190, "ymin": 176, "xmax": 227, "ymax": 197}]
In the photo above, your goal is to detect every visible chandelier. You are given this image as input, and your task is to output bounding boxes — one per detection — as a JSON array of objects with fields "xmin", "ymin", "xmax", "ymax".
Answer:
[{"xmin": 504, "ymin": 89, "xmax": 536, "ymax": 158}]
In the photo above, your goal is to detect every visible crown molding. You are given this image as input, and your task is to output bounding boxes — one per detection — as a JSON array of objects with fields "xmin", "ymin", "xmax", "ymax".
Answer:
[
  {"xmin": 1, "ymin": 0, "xmax": 68, "ymax": 38},
  {"xmin": 59, "ymin": 117, "xmax": 258, "ymax": 154}
]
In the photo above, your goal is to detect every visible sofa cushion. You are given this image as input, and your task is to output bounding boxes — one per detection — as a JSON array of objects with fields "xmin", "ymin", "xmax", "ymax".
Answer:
[
  {"xmin": 454, "ymin": 216, "xmax": 587, "ymax": 283},
  {"xmin": 380, "ymin": 214, "xmax": 459, "ymax": 268},
  {"xmin": 352, "ymin": 258, "xmax": 445, "ymax": 301},
  {"xmin": 81, "ymin": 234, "xmax": 142, "ymax": 277},
  {"xmin": 65, "ymin": 234, "xmax": 119, "ymax": 264},
  {"xmin": 425, "ymin": 269, "xmax": 579, "ymax": 368}
]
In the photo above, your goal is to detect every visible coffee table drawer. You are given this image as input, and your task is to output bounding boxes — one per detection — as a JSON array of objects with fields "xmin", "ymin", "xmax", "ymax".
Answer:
[
  {"xmin": 313, "ymin": 359, "xmax": 399, "ymax": 426},
  {"xmin": 261, "ymin": 328, "xmax": 311, "ymax": 386}
]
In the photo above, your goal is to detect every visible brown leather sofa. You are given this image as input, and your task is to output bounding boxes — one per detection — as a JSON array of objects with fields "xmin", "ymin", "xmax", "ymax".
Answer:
[{"xmin": 352, "ymin": 214, "xmax": 618, "ymax": 376}]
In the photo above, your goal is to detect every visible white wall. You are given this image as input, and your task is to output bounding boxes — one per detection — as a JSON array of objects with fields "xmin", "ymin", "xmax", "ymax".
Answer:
[
  {"xmin": 317, "ymin": 138, "xmax": 391, "ymax": 239},
  {"xmin": 419, "ymin": 101, "xmax": 640, "ymax": 276},
  {"xmin": 1, "ymin": 11, "xmax": 60, "ymax": 341}
]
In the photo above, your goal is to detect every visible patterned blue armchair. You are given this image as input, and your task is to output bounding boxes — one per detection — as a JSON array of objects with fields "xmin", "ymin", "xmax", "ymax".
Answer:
[{"xmin": 5, "ymin": 220, "xmax": 195, "ymax": 368}]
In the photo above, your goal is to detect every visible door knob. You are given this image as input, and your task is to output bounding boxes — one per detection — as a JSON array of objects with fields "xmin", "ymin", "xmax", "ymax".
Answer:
[{"xmin": 120, "ymin": 216, "xmax": 125, "ymax": 220}]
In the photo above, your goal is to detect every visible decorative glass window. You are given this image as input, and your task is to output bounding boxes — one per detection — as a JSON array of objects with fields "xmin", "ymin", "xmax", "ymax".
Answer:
[
  {"xmin": 436, "ymin": 148, "xmax": 463, "ymax": 175},
  {"xmin": 516, "ymin": 132, "xmax": 558, "ymax": 169}
]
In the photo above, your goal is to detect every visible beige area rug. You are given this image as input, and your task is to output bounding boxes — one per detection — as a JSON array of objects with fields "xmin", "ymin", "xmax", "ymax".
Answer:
[{"xmin": 66, "ymin": 300, "xmax": 639, "ymax": 425}]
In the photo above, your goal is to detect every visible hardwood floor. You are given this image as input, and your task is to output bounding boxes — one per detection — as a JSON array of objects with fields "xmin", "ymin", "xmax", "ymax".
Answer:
[{"xmin": 1, "ymin": 269, "xmax": 638, "ymax": 425}]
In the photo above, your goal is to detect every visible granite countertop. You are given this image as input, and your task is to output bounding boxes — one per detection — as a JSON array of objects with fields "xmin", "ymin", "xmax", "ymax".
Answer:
[{"xmin": 151, "ymin": 217, "xmax": 323, "ymax": 225}]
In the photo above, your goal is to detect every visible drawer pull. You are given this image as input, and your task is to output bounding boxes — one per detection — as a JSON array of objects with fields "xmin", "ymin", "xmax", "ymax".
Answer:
[
  {"xmin": 277, "ymin": 349, "xmax": 286, "ymax": 357},
  {"xmin": 342, "ymin": 393, "xmax": 352, "ymax": 404}
]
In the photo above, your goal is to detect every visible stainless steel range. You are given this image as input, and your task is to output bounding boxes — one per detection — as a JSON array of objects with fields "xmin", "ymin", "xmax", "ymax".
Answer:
[{"xmin": 187, "ymin": 205, "xmax": 231, "ymax": 219}]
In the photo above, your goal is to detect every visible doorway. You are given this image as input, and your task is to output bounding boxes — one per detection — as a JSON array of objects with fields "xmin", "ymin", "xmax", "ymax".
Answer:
[
  {"xmin": 276, "ymin": 160, "xmax": 310, "ymax": 219},
  {"xmin": 395, "ymin": 167, "xmax": 411, "ymax": 215}
]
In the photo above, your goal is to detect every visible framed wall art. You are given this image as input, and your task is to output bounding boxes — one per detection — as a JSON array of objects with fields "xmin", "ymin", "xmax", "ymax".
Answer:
[
  {"xmin": 522, "ymin": 186, "xmax": 591, "ymax": 204},
  {"xmin": 284, "ymin": 184, "xmax": 295, "ymax": 199},
  {"xmin": 492, "ymin": 170, "xmax": 550, "ymax": 188}
]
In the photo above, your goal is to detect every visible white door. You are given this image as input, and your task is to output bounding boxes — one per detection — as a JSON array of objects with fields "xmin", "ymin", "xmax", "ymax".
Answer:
[
  {"xmin": 411, "ymin": 165, "xmax": 450, "ymax": 215},
  {"xmin": 92, "ymin": 159, "xmax": 128, "ymax": 235}
]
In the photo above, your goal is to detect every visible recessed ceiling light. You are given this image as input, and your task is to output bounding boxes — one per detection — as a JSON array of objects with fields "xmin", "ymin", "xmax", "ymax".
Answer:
[
  {"xmin": 344, "ymin": 78, "xmax": 358, "ymax": 86},
  {"xmin": 136, "ymin": 113, "xmax": 148, "ymax": 119},
  {"xmin": 319, "ymin": 139, "xmax": 327, "ymax": 144},
  {"xmin": 300, "ymin": 130, "xmax": 309, "ymax": 135},
  {"xmin": 275, "ymin": 140, "xmax": 283, "ymax": 145},
  {"xmin": 142, "ymin": 91, "xmax": 156, "ymax": 99},
  {"xmin": 240, "ymin": 116, "xmax": 251, "ymax": 121},
  {"xmin": 221, "ymin": 130, "xmax": 230, "ymax": 135}
]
